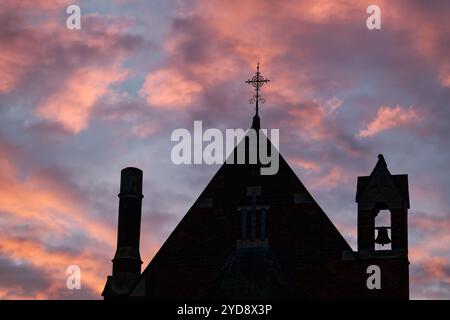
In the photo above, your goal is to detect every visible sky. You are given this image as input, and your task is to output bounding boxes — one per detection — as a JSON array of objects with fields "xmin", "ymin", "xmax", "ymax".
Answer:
[{"xmin": 0, "ymin": 0, "xmax": 449, "ymax": 299}]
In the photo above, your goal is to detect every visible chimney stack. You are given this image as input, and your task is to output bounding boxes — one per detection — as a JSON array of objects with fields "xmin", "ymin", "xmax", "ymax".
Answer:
[{"xmin": 103, "ymin": 167, "xmax": 143, "ymax": 298}]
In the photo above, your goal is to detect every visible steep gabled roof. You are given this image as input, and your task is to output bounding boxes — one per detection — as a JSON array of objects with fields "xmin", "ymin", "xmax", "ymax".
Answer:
[{"xmin": 130, "ymin": 120, "xmax": 352, "ymax": 298}]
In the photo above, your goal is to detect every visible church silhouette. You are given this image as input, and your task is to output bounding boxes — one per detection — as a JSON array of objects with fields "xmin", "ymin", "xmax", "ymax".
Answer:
[{"xmin": 102, "ymin": 65, "xmax": 410, "ymax": 300}]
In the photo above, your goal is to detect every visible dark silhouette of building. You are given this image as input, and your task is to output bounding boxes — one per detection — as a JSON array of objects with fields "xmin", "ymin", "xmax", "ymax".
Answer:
[
  {"xmin": 102, "ymin": 66, "xmax": 410, "ymax": 299},
  {"xmin": 102, "ymin": 131, "xmax": 410, "ymax": 299}
]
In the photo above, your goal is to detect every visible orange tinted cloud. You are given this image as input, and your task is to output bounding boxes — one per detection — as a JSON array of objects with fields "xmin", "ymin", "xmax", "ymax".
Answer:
[
  {"xmin": 290, "ymin": 157, "xmax": 320, "ymax": 171},
  {"xmin": 1, "ymin": 0, "xmax": 450, "ymax": 300},
  {"xmin": 0, "ymin": 145, "xmax": 116, "ymax": 298},
  {"xmin": 286, "ymin": 102, "xmax": 342, "ymax": 142},
  {"xmin": 421, "ymin": 257, "xmax": 450, "ymax": 280},
  {"xmin": 310, "ymin": 166, "xmax": 346, "ymax": 191},
  {"xmin": 37, "ymin": 66, "xmax": 127, "ymax": 134},
  {"xmin": 0, "ymin": 153, "xmax": 115, "ymax": 244},
  {"xmin": 140, "ymin": 69, "xmax": 202, "ymax": 108},
  {"xmin": 408, "ymin": 214, "xmax": 450, "ymax": 298},
  {"xmin": 0, "ymin": 0, "xmax": 68, "ymax": 93},
  {"xmin": 131, "ymin": 121, "xmax": 160, "ymax": 138},
  {"xmin": 438, "ymin": 64, "xmax": 450, "ymax": 88},
  {"xmin": 358, "ymin": 105, "xmax": 419, "ymax": 137},
  {"xmin": 140, "ymin": 58, "xmax": 244, "ymax": 109},
  {"xmin": 0, "ymin": 49, "xmax": 31, "ymax": 93},
  {"xmin": 0, "ymin": 2, "xmax": 142, "ymax": 133},
  {"xmin": 0, "ymin": 233, "xmax": 106, "ymax": 299}
]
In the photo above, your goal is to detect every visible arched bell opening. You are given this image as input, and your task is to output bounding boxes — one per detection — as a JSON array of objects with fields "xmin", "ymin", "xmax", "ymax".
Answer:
[{"xmin": 374, "ymin": 209, "xmax": 392, "ymax": 251}]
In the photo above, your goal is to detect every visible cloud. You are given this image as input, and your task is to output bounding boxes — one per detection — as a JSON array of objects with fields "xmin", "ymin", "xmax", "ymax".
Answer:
[
  {"xmin": 310, "ymin": 166, "xmax": 347, "ymax": 191},
  {"xmin": 0, "ymin": 148, "xmax": 115, "ymax": 244},
  {"xmin": 0, "ymin": 142, "xmax": 115, "ymax": 298},
  {"xmin": 0, "ymin": 255, "xmax": 52, "ymax": 299},
  {"xmin": 438, "ymin": 64, "xmax": 450, "ymax": 88},
  {"xmin": 286, "ymin": 102, "xmax": 335, "ymax": 141},
  {"xmin": 1, "ymin": 0, "xmax": 450, "ymax": 300},
  {"xmin": 0, "ymin": 9, "xmax": 38, "ymax": 93},
  {"xmin": 140, "ymin": 69, "xmax": 202, "ymax": 108},
  {"xmin": 131, "ymin": 120, "xmax": 160, "ymax": 138},
  {"xmin": 0, "ymin": 233, "xmax": 107, "ymax": 299},
  {"xmin": 0, "ymin": 2, "xmax": 145, "ymax": 134},
  {"xmin": 319, "ymin": 97, "xmax": 343, "ymax": 115},
  {"xmin": 358, "ymin": 106, "xmax": 420, "ymax": 138},
  {"xmin": 289, "ymin": 157, "xmax": 320, "ymax": 171},
  {"xmin": 37, "ymin": 66, "xmax": 127, "ymax": 133}
]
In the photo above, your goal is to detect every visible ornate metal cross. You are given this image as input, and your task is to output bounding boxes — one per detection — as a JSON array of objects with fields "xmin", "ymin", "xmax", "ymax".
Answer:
[{"xmin": 245, "ymin": 62, "xmax": 270, "ymax": 116}]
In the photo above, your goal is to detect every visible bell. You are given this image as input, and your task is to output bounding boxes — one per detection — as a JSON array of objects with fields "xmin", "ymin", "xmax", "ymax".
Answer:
[{"xmin": 375, "ymin": 227, "xmax": 391, "ymax": 246}]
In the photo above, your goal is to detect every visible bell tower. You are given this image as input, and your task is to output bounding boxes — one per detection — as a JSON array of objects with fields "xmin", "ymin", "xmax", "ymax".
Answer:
[{"xmin": 355, "ymin": 154, "xmax": 410, "ymax": 254}]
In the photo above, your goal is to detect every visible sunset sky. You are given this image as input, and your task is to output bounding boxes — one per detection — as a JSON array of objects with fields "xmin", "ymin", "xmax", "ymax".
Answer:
[{"xmin": 0, "ymin": 0, "xmax": 449, "ymax": 299}]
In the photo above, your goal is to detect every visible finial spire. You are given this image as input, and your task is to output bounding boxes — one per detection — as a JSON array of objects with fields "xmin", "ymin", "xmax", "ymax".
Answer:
[{"xmin": 245, "ymin": 62, "xmax": 270, "ymax": 118}]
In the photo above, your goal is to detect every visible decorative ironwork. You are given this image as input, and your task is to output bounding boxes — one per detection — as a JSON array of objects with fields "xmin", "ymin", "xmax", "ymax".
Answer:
[{"xmin": 245, "ymin": 62, "xmax": 270, "ymax": 116}]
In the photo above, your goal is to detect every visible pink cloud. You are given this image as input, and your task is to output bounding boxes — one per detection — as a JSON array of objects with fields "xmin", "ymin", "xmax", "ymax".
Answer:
[
  {"xmin": 421, "ymin": 257, "xmax": 450, "ymax": 281},
  {"xmin": 0, "ymin": 3, "xmax": 143, "ymax": 134},
  {"xmin": 0, "ymin": 1, "xmax": 71, "ymax": 93},
  {"xmin": 290, "ymin": 157, "xmax": 320, "ymax": 171},
  {"xmin": 0, "ymin": 233, "xmax": 106, "ymax": 299},
  {"xmin": 4, "ymin": 0, "xmax": 66, "ymax": 10},
  {"xmin": 438, "ymin": 64, "xmax": 450, "ymax": 88},
  {"xmin": 140, "ymin": 69, "xmax": 202, "ymax": 108},
  {"xmin": 0, "ymin": 146, "xmax": 116, "ymax": 243},
  {"xmin": 286, "ymin": 103, "xmax": 331, "ymax": 141},
  {"xmin": 0, "ymin": 144, "xmax": 117, "ymax": 298},
  {"xmin": 310, "ymin": 166, "xmax": 347, "ymax": 191},
  {"xmin": 131, "ymin": 120, "xmax": 160, "ymax": 138},
  {"xmin": 0, "ymin": 0, "xmax": 449, "ymax": 300},
  {"xmin": 0, "ymin": 47, "xmax": 32, "ymax": 93},
  {"xmin": 37, "ymin": 66, "xmax": 127, "ymax": 133},
  {"xmin": 358, "ymin": 105, "xmax": 420, "ymax": 138}
]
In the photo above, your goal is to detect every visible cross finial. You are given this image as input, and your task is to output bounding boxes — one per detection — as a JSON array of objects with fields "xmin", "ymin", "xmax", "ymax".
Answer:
[{"xmin": 245, "ymin": 62, "xmax": 270, "ymax": 117}]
